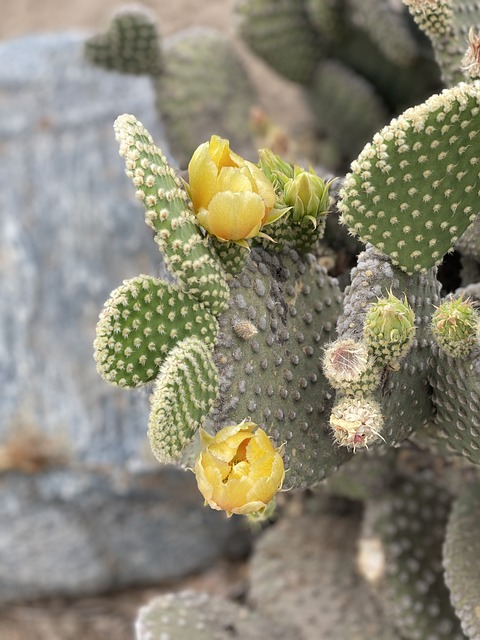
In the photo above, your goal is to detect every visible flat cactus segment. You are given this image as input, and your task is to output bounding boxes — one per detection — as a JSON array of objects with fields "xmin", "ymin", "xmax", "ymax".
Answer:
[
  {"xmin": 444, "ymin": 481, "xmax": 480, "ymax": 640},
  {"xmin": 338, "ymin": 82, "xmax": 480, "ymax": 274},
  {"xmin": 234, "ymin": 0, "xmax": 324, "ymax": 84},
  {"xmin": 85, "ymin": 7, "xmax": 163, "ymax": 75},
  {"xmin": 114, "ymin": 114, "xmax": 230, "ymax": 316},
  {"xmin": 136, "ymin": 590, "xmax": 302, "ymax": 640},
  {"xmin": 94, "ymin": 275, "xmax": 218, "ymax": 388},
  {"xmin": 310, "ymin": 60, "xmax": 389, "ymax": 164},
  {"xmin": 148, "ymin": 337, "xmax": 218, "ymax": 464},
  {"xmin": 250, "ymin": 497, "xmax": 401, "ymax": 639},
  {"xmin": 428, "ymin": 342, "xmax": 480, "ymax": 466},
  {"xmin": 349, "ymin": 0, "xmax": 419, "ymax": 67},
  {"xmin": 403, "ymin": 0, "xmax": 480, "ymax": 86},
  {"xmin": 211, "ymin": 247, "xmax": 351, "ymax": 489},
  {"xmin": 156, "ymin": 29, "xmax": 257, "ymax": 168},
  {"xmin": 334, "ymin": 246, "xmax": 440, "ymax": 446},
  {"xmin": 361, "ymin": 475, "xmax": 466, "ymax": 639}
]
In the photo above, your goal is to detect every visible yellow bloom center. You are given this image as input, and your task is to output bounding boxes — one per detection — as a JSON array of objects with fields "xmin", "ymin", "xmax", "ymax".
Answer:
[{"xmin": 194, "ymin": 422, "xmax": 285, "ymax": 516}]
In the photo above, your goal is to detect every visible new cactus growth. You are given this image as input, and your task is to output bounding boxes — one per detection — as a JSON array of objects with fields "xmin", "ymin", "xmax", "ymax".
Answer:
[{"xmin": 91, "ymin": 3, "xmax": 480, "ymax": 637}]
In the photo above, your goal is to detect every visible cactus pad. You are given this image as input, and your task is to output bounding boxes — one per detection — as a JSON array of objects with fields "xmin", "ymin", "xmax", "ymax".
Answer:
[
  {"xmin": 148, "ymin": 337, "xmax": 218, "ymax": 463},
  {"xmin": 94, "ymin": 276, "xmax": 218, "ymax": 387},
  {"xmin": 338, "ymin": 82, "xmax": 480, "ymax": 274},
  {"xmin": 444, "ymin": 481, "xmax": 480, "ymax": 640},
  {"xmin": 85, "ymin": 7, "xmax": 163, "ymax": 75}
]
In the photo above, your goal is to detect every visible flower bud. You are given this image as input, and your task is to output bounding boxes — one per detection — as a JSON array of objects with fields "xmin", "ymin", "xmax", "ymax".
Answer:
[
  {"xmin": 283, "ymin": 168, "xmax": 330, "ymax": 225},
  {"xmin": 194, "ymin": 422, "xmax": 285, "ymax": 516},
  {"xmin": 363, "ymin": 291, "xmax": 416, "ymax": 369},
  {"xmin": 431, "ymin": 296, "xmax": 480, "ymax": 357},
  {"xmin": 257, "ymin": 147, "xmax": 294, "ymax": 190}
]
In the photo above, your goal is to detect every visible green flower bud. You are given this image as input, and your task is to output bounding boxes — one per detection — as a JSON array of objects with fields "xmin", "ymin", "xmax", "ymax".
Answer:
[
  {"xmin": 431, "ymin": 297, "xmax": 480, "ymax": 358},
  {"xmin": 283, "ymin": 167, "xmax": 331, "ymax": 226},
  {"xmin": 258, "ymin": 148, "xmax": 294, "ymax": 190},
  {"xmin": 363, "ymin": 291, "xmax": 416, "ymax": 369}
]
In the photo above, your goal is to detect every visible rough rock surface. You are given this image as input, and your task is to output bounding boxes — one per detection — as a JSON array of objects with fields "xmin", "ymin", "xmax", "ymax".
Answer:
[{"xmin": 0, "ymin": 32, "xmax": 245, "ymax": 603}]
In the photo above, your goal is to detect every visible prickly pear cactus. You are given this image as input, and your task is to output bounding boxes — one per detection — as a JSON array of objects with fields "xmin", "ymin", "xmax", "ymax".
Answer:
[
  {"xmin": 94, "ymin": 114, "xmax": 350, "ymax": 491},
  {"xmin": 234, "ymin": 0, "xmax": 440, "ymax": 168},
  {"xmin": 85, "ymin": 7, "xmax": 256, "ymax": 167},
  {"xmin": 135, "ymin": 590, "xmax": 302, "ymax": 640}
]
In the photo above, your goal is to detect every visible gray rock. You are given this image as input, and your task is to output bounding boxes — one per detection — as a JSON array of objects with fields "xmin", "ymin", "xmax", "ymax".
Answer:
[{"xmin": 0, "ymin": 33, "xmax": 246, "ymax": 603}]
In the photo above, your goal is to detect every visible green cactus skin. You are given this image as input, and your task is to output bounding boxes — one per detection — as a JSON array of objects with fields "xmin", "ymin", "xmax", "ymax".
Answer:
[
  {"xmin": 309, "ymin": 60, "xmax": 389, "ymax": 160},
  {"xmin": 403, "ymin": 0, "xmax": 480, "ymax": 87},
  {"xmin": 135, "ymin": 590, "xmax": 302, "ymax": 640},
  {"xmin": 428, "ymin": 341, "xmax": 480, "ymax": 466},
  {"xmin": 305, "ymin": 0, "xmax": 346, "ymax": 45},
  {"xmin": 361, "ymin": 474, "xmax": 466, "ymax": 640},
  {"xmin": 148, "ymin": 337, "xmax": 218, "ymax": 463},
  {"xmin": 86, "ymin": 12, "xmax": 256, "ymax": 169},
  {"xmin": 250, "ymin": 495, "xmax": 402, "ymax": 640},
  {"xmin": 444, "ymin": 481, "xmax": 480, "ymax": 640},
  {"xmin": 349, "ymin": 0, "xmax": 419, "ymax": 68},
  {"xmin": 331, "ymin": 246, "xmax": 441, "ymax": 448},
  {"xmin": 210, "ymin": 247, "xmax": 351, "ymax": 490},
  {"xmin": 114, "ymin": 114, "xmax": 230, "ymax": 317},
  {"xmin": 363, "ymin": 291, "xmax": 416, "ymax": 368},
  {"xmin": 234, "ymin": 0, "xmax": 324, "ymax": 84},
  {"xmin": 154, "ymin": 29, "xmax": 257, "ymax": 168},
  {"xmin": 338, "ymin": 82, "xmax": 480, "ymax": 275},
  {"xmin": 85, "ymin": 7, "xmax": 163, "ymax": 75},
  {"xmin": 94, "ymin": 276, "xmax": 218, "ymax": 388},
  {"xmin": 431, "ymin": 296, "xmax": 480, "ymax": 357}
]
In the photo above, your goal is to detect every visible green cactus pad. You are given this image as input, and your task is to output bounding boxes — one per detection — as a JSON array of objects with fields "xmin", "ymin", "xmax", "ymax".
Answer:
[
  {"xmin": 148, "ymin": 337, "xmax": 218, "ymax": 463},
  {"xmin": 333, "ymin": 246, "xmax": 440, "ymax": 446},
  {"xmin": 234, "ymin": 0, "xmax": 324, "ymax": 84},
  {"xmin": 361, "ymin": 474, "xmax": 466, "ymax": 639},
  {"xmin": 85, "ymin": 8, "xmax": 163, "ymax": 76},
  {"xmin": 444, "ymin": 481, "xmax": 480, "ymax": 640},
  {"xmin": 114, "ymin": 114, "xmax": 230, "ymax": 316},
  {"xmin": 338, "ymin": 82, "xmax": 480, "ymax": 274},
  {"xmin": 155, "ymin": 28, "xmax": 257, "ymax": 168},
  {"xmin": 403, "ymin": 0, "xmax": 480, "ymax": 86},
  {"xmin": 309, "ymin": 60, "xmax": 389, "ymax": 160},
  {"xmin": 250, "ymin": 496, "xmax": 401, "ymax": 639},
  {"xmin": 428, "ymin": 341, "xmax": 480, "ymax": 466},
  {"xmin": 94, "ymin": 275, "xmax": 218, "ymax": 388},
  {"xmin": 211, "ymin": 247, "xmax": 350, "ymax": 489},
  {"xmin": 136, "ymin": 590, "xmax": 301, "ymax": 640}
]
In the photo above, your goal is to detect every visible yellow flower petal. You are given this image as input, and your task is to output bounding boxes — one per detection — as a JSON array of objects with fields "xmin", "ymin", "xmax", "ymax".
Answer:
[
  {"xmin": 187, "ymin": 142, "xmax": 218, "ymax": 212},
  {"xmin": 206, "ymin": 191, "xmax": 265, "ymax": 241}
]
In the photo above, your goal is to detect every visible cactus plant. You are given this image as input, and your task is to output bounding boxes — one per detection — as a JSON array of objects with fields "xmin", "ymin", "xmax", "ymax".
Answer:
[
  {"xmin": 92, "ymin": 2, "xmax": 480, "ymax": 638},
  {"xmin": 235, "ymin": 0, "xmax": 441, "ymax": 168},
  {"xmin": 85, "ymin": 7, "xmax": 257, "ymax": 168}
]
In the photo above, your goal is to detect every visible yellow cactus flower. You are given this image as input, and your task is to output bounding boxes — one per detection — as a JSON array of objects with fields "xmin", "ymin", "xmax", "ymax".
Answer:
[
  {"xmin": 187, "ymin": 135, "xmax": 283, "ymax": 245},
  {"xmin": 194, "ymin": 422, "xmax": 285, "ymax": 516}
]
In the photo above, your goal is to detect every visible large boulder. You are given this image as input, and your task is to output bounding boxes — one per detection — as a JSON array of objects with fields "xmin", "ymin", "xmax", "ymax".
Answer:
[{"xmin": 0, "ymin": 32, "xmax": 246, "ymax": 604}]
